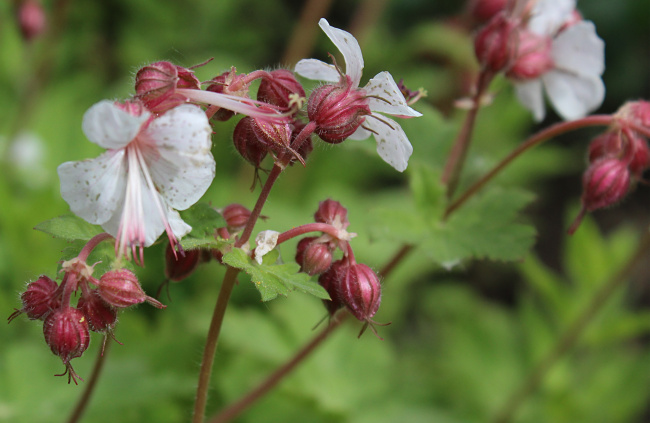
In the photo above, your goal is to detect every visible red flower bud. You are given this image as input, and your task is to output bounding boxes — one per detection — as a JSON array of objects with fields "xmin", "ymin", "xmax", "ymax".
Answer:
[
  {"xmin": 338, "ymin": 263, "xmax": 382, "ymax": 322},
  {"xmin": 135, "ymin": 61, "xmax": 200, "ymax": 113},
  {"xmin": 317, "ymin": 259, "xmax": 347, "ymax": 316},
  {"xmin": 17, "ymin": 0, "xmax": 46, "ymax": 42},
  {"xmin": 9, "ymin": 275, "xmax": 61, "ymax": 322},
  {"xmin": 257, "ymin": 69, "xmax": 305, "ymax": 109},
  {"xmin": 233, "ymin": 116, "xmax": 269, "ymax": 167},
  {"xmin": 97, "ymin": 269, "xmax": 165, "ymax": 309},
  {"xmin": 221, "ymin": 203, "xmax": 252, "ymax": 232},
  {"xmin": 314, "ymin": 199, "xmax": 350, "ymax": 229},
  {"xmin": 295, "ymin": 237, "xmax": 333, "ymax": 276},
  {"xmin": 588, "ymin": 131, "xmax": 622, "ymax": 163},
  {"xmin": 474, "ymin": 13, "xmax": 518, "ymax": 73},
  {"xmin": 307, "ymin": 76, "xmax": 370, "ymax": 144},
  {"xmin": 468, "ymin": 0, "xmax": 507, "ymax": 24},
  {"xmin": 506, "ymin": 30, "xmax": 554, "ymax": 80},
  {"xmin": 165, "ymin": 243, "xmax": 202, "ymax": 282},
  {"xmin": 77, "ymin": 290, "xmax": 117, "ymax": 333},
  {"xmin": 207, "ymin": 67, "xmax": 251, "ymax": 121},
  {"xmin": 43, "ymin": 308, "xmax": 90, "ymax": 384}
]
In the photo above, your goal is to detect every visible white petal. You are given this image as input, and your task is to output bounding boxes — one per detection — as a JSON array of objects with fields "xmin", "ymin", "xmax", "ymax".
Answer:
[
  {"xmin": 58, "ymin": 150, "xmax": 127, "ymax": 225},
  {"xmin": 365, "ymin": 72, "xmax": 422, "ymax": 117},
  {"xmin": 82, "ymin": 100, "xmax": 150, "ymax": 150},
  {"xmin": 318, "ymin": 18, "xmax": 364, "ymax": 87},
  {"xmin": 365, "ymin": 114, "xmax": 413, "ymax": 172},
  {"xmin": 294, "ymin": 59, "xmax": 340, "ymax": 83},
  {"xmin": 542, "ymin": 70, "xmax": 605, "ymax": 120},
  {"xmin": 528, "ymin": 0, "xmax": 576, "ymax": 35},
  {"xmin": 552, "ymin": 21, "xmax": 605, "ymax": 76},
  {"xmin": 143, "ymin": 104, "xmax": 216, "ymax": 210},
  {"xmin": 348, "ymin": 125, "xmax": 371, "ymax": 141},
  {"xmin": 254, "ymin": 230, "xmax": 280, "ymax": 264},
  {"xmin": 514, "ymin": 79, "xmax": 546, "ymax": 122}
]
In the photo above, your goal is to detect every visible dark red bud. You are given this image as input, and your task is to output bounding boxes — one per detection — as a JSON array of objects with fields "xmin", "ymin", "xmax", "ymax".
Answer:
[
  {"xmin": 317, "ymin": 259, "xmax": 348, "ymax": 315},
  {"xmin": 10, "ymin": 275, "xmax": 61, "ymax": 322},
  {"xmin": 77, "ymin": 290, "xmax": 117, "ymax": 333},
  {"xmin": 135, "ymin": 61, "xmax": 200, "ymax": 113},
  {"xmin": 588, "ymin": 131, "xmax": 622, "ymax": 163},
  {"xmin": 505, "ymin": 30, "xmax": 554, "ymax": 80},
  {"xmin": 43, "ymin": 308, "xmax": 90, "ymax": 383},
  {"xmin": 338, "ymin": 263, "xmax": 382, "ymax": 322},
  {"xmin": 221, "ymin": 204, "xmax": 252, "ymax": 232},
  {"xmin": 295, "ymin": 237, "xmax": 333, "ymax": 276},
  {"xmin": 257, "ymin": 69, "xmax": 305, "ymax": 109},
  {"xmin": 165, "ymin": 243, "xmax": 201, "ymax": 282},
  {"xmin": 97, "ymin": 269, "xmax": 165, "ymax": 309},
  {"xmin": 314, "ymin": 199, "xmax": 350, "ymax": 229},
  {"xmin": 307, "ymin": 77, "xmax": 370, "ymax": 144},
  {"xmin": 233, "ymin": 116, "xmax": 269, "ymax": 167},
  {"xmin": 474, "ymin": 13, "xmax": 518, "ymax": 73},
  {"xmin": 582, "ymin": 158, "xmax": 631, "ymax": 212}
]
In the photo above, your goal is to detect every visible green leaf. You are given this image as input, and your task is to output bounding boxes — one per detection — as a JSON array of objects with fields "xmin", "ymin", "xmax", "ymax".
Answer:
[
  {"xmin": 34, "ymin": 214, "xmax": 103, "ymax": 241},
  {"xmin": 180, "ymin": 203, "xmax": 225, "ymax": 237},
  {"xmin": 222, "ymin": 248, "xmax": 330, "ymax": 301}
]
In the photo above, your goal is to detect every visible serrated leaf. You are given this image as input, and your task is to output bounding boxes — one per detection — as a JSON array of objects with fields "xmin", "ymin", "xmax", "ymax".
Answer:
[
  {"xmin": 222, "ymin": 248, "xmax": 330, "ymax": 301},
  {"xmin": 180, "ymin": 203, "xmax": 225, "ymax": 237},
  {"xmin": 34, "ymin": 214, "xmax": 103, "ymax": 241}
]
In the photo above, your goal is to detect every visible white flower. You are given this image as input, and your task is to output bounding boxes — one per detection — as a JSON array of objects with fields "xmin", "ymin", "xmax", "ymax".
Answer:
[
  {"xmin": 295, "ymin": 18, "xmax": 421, "ymax": 172},
  {"xmin": 254, "ymin": 230, "xmax": 280, "ymax": 264},
  {"xmin": 58, "ymin": 100, "xmax": 215, "ymax": 260},
  {"xmin": 512, "ymin": 1, "xmax": 605, "ymax": 121}
]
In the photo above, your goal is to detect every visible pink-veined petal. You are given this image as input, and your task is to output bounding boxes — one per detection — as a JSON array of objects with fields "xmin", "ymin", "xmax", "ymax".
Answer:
[
  {"xmin": 82, "ymin": 100, "xmax": 150, "ymax": 150},
  {"xmin": 294, "ymin": 58, "xmax": 340, "ymax": 83},
  {"xmin": 514, "ymin": 79, "xmax": 546, "ymax": 122},
  {"xmin": 542, "ymin": 70, "xmax": 605, "ymax": 121},
  {"xmin": 365, "ymin": 72, "xmax": 422, "ymax": 117},
  {"xmin": 364, "ymin": 114, "xmax": 413, "ymax": 172},
  {"xmin": 318, "ymin": 18, "xmax": 364, "ymax": 88},
  {"xmin": 528, "ymin": 0, "xmax": 576, "ymax": 36},
  {"xmin": 141, "ymin": 104, "xmax": 215, "ymax": 210},
  {"xmin": 552, "ymin": 21, "xmax": 605, "ymax": 77},
  {"xmin": 58, "ymin": 150, "xmax": 127, "ymax": 225}
]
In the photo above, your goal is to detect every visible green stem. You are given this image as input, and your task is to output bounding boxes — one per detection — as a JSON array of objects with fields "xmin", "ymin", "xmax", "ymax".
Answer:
[
  {"xmin": 67, "ymin": 341, "xmax": 111, "ymax": 423},
  {"xmin": 192, "ymin": 164, "xmax": 284, "ymax": 423},
  {"xmin": 491, "ymin": 230, "xmax": 650, "ymax": 423},
  {"xmin": 444, "ymin": 114, "xmax": 615, "ymax": 219}
]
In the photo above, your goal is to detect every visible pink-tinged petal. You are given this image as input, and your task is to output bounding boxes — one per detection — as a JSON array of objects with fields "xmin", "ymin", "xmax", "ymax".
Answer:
[
  {"xmin": 542, "ymin": 70, "xmax": 605, "ymax": 121},
  {"xmin": 318, "ymin": 18, "xmax": 364, "ymax": 88},
  {"xmin": 514, "ymin": 79, "xmax": 546, "ymax": 122},
  {"xmin": 142, "ymin": 104, "xmax": 215, "ymax": 210},
  {"xmin": 364, "ymin": 72, "xmax": 422, "ymax": 117},
  {"xmin": 82, "ymin": 100, "xmax": 150, "ymax": 150},
  {"xmin": 177, "ymin": 89, "xmax": 285, "ymax": 121},
  {"xmin": 528, "ymin": 0, "xmax": 576, "ymax": 36},
  {"xmin": 552, "ymin": 21, "xmax": 605, "ymax": 77},
  {"xmin": 58, "ymin": 150, "xmax": 127, "ymax": 225},
  {"xmin": 365, "ymin": 114, "xmax": 412, "ymax": 172},
  {"xmin": 294, "ymin": 59, "xmax": 340, "ymax": 82}
]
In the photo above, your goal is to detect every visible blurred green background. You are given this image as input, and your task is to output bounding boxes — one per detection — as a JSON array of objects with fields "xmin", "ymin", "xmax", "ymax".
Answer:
[{"xmin": 2, "ymin": 0, "xmax": 650, "ymax": 422}]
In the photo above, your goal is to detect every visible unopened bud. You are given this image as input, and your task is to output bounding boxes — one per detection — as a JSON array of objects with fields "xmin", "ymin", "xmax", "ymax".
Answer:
[
  {"xmin": 257, "ymin": 69, "xmax": 305, "ymax": 109},
  {"xmin": 164, "ymin": 244, "xmax": 202, "ymax": 282},
  {"xmin": 77, "ymin": 290, "xmax": 117, "ymax": 333},
  {"xmin": 221, "ymin": 204, "xmax": 252, "ymax": 232},
  {"xmin": 317, "ymin": 259, "xmax": 347, "ymax": 315},
  {"xmin": 506, "ymin": 30, "xmax": 554, "ymax": 80},
  {"xmin": 295, "ymin": 237, "xmax": 333, "ymax": 276},
  {"xmin": 314, "ymin": 199, "xmax": 350, "ymax": 229},
  {"xmin": 233, "ymin": 116, "xmax": 269, "ymax": 167},
  {"xmin": 9, "ymin": 275, "xmax": 60, "ymax": 322},
  {"xmin": 43, "ymin": 308, "xmax": 90, "ymax": 383},
  {"xmin": 474, "ymin": 13, "xmax": 518, "ymax": 73},
  {"xmin": 135, "ymin": 61, "xmax": 200, "ymax": 113},
  {"xmin": 338, "ymin": 263, "xmax": 382, "ymax": 322},
  {"xmin": 97, "ymin": 269, "xmax": 165, "ymax": 309},
  {"xmin": 17, "ymin": 0, "xmax": 46, "ymax": 42}
]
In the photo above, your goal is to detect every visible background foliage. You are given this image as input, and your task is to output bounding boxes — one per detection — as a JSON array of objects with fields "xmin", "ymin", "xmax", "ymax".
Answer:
[{"xmin": 2, "ymin": 0, "xmax": 650, "ymax": 422}]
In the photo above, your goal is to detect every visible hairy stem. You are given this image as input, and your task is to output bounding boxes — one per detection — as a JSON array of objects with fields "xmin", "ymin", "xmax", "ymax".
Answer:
[
  {"xmin": 491, "ymin": 230, "xmax": 650, "ymax": 423},
  {"xmin": 67, "ymin": 341, "xmax": 111, "ymax": 423},
  {"xmin": 206, "ymin": 243, "xmax": 413, "ymax": 423},
  {"xmin": 445, "ymin": 114, "xmax": 615, "ymax": 219},
  {"xmin": 192, "ymin": 165, "xmax": 284, "ymax": 423}
]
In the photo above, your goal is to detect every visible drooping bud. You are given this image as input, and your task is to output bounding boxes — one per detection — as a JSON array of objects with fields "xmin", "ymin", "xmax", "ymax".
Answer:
[
  {"xmin": 295, "ymin": 237, "xmax": 333, "ymax": 276},
  {"xmin": 17, "ymin": 0, "xmax": 46, "ymax": 42},
  {"xmin": 233, "ymin": 116, "xmax": 269, "ymax": 168},
  {"xmin": 317, "ymin": 259, "xmax": 348, "ymax": 315},
  {"xmin": 474, "ymin": 13, "xmax": 518, "ymax": 73},
  {"xmin": 221, "ymin": 203, "xmax": 252, "ymax": 232},
  {"xmin": 314, "ymin": 199, "xmax": 350, "ymax": 229},
  {"xmin": 77, "ymin": 290, "xmax": 117, "ymax": 333},
  {"xmin": 97, "ymin": 269, "xmax": 165, "ymax": 309},
  {"xmin": 135, "ymin": 61, "xmax": 200, "ymax": 114},
  {"xmin": 338, "ymin": 263, "xmax": 382, "ymax": 322},
  {"xmin": 587, "ymin": 130, "xmax": 650, "ymax": 179},
  {"xmin": 9, "ymin": 275, "xmax": 60, "ymax": 322},
  {"xmin": 307, "ymin": 76, "xmax": 371, "ymax": 144},
  {"xmin": 164, "ymin": 243, "xmax": 202, "ymax": 282},
  {"xmin": 588, "ymin": 131, "xmax": 622, "ymax": 163},
  {"xmin": 257, "ymin": 69, "xmax": 305, "ymax": 109},
  {"xmin": 506, "ymin": 30, "xmax": 554, "ymax": 81},
  {"xmin": 43, "ymin": 308, "xmax": 90, "ymax": 384}
]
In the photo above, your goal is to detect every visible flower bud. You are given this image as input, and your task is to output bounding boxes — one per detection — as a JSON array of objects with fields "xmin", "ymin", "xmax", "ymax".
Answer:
[
  {"xmin": 468, "ymin": 0, "xmax": 507, "ymax": 24},
  {"xmin": 221, "ymin": 203, "xmax": 252, "ymax": 232},
  {"xmin": 207, "ymin": 67, "xmax": 251, "ymax": 121},
  {"xmin": 317, "ymin": 259, "xmax": 347, "ymax": 315},
  {"xmin": 474, "ymin": 13, "xmax": 518, "ymax": 73},
  {"xmin": 10, "ymin": 275, "xmax": 60, "ymax": 322},
  {"xmin": 164, "ymin": 243, "xmax": 202, "ymax": 282},
  {"xmin": 295, "ymin": 237, "xmax": 333, "ymax": 276},
  {"xmin": 338, "ymin": 263, "xmax": 382, "ymax": 322},
  {"xmin": 506, "ymin": 30, "xmax": 554, "ymax": 81},
  {"xmin": 257, "ymin": 69, "xmax": 305, "ymax": 109},
  {"xmin": 17, "ymin": 0, "xmax": 46, "ymax": 42},
  {"xmin": 581, "ymin": 158, "xmax": 631, "ymax": 212},
  {"xmin": 233, "ymin": 116, "xmax": 269, "ymax": 167},
  {"xmin": 77, "ymin": 290, "xmax": 117, "ymax": 333},
  {"xmin": 135, "ymin": 61, "xmax": 200, "ymax": 113},
  {"xmin": 97, "ymin": 269, "xmax": 165, "ymax": 309},
  {"xmin": 588, "ymin": 131, "xmax": 622, "ymax": 163},
  {"xmin": 43, "ymin": 308, "xmax": 90, "ymax": 383},
  {"xmin": 307, "ymin": 77, "xmax": 370, "ymax": 144},
  {"xmin": 314, "ymin": 199, "xmax": 350, "ymax": 229}
]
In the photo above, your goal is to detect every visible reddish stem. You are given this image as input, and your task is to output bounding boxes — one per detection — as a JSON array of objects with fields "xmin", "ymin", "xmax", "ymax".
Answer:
[
  {"xmin": 66, "ymin": 341, "xmax": 111, "ymax": 423},
  {"xmin": 276, "ymin": 222, "xmax": 343, "ymax": 245}
]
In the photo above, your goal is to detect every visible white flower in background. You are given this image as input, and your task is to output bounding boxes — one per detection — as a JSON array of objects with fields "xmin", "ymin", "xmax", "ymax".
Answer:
[
  {"xmin": 295, "ymin": 18, "xmax": 421, "ymax": 172},
  {"xmin": 510, "ymin": 0, "xmax": 605, "ymax": 121},
  {"xmin": 58, "ymin": 100, "xmax": 215, "ymax": 261}
]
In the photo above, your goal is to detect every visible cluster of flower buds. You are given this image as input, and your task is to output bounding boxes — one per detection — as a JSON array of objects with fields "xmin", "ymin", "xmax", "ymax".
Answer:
[
  {"xmin": 9, "ymin": 249, "xmax": 164, "ymax": 384},
  {"xmin": 569, "ymin": 101, "xmax": 650, "ymax": 234}
]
